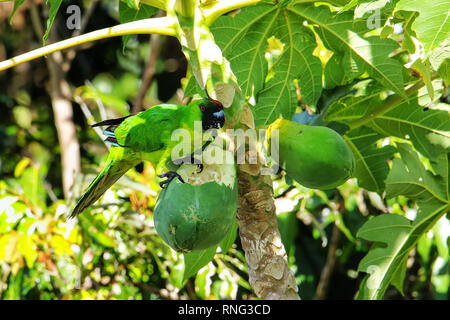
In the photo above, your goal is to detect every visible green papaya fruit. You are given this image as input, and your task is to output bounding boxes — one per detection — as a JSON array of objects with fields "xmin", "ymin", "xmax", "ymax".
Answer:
[
  {"xmin": 153, "ymin": 146, "xmax": 238, "ymax": 252},
  {"xmin": 267, "ymin": 119, "xmax": 355, "ymax": 189}
]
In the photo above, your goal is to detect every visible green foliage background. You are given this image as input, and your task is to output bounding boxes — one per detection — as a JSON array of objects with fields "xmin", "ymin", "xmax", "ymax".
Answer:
[{"xmin": 0, "ymin": 0, "xmax": 448, "ymax": 300}]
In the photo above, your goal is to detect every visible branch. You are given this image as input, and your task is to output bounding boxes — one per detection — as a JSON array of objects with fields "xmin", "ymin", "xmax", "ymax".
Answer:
[
  {"xmin": 347, "ymin": 79, "xmax": 425, "ymax": 130},
  {"xmin": 29, "ymin": 1, "xmax": 81, "ymax": 199},
  {"xmin": 74, "ymin": 95, "xmax": 111, "ymax": 151},
  {"xmin": 132, "ymin": 9, "xmax": 166, "ymax": 113},
  {"xmin": 0, "ymin": 0, "xmax": 266, "ymax": 72},
  {"xmin": 0, "ymin": 17, "xmax": 177, "ymax": 71},
  {"xmin": 314, "ymin": 222, "xmax": 340, "ymax": 300}
]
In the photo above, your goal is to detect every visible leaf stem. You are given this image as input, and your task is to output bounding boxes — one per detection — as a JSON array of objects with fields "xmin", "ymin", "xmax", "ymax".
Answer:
[
  {"xmin": 0, "ymin": 0, "xmax": 264, "ymax": 72},
  {"xmin": 0, "ymin": 17, "xmax": 176, "ymax": 71},
  {"xmin": 203, "ymin": 0, "xmax": 262, "ymax": 26},
  {"xmin": 347, "ymin": 80, "xmax": 425, "ymax": 130}
]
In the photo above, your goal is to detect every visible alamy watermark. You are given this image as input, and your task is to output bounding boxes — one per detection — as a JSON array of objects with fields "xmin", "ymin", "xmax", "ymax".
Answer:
[
  {"xmin": 66, "ymin": 5, "xmax": 81, "ymax": 31},
  {"xmin": 366, "ymin": 9, "xmax": 381, "ymax": 30}
]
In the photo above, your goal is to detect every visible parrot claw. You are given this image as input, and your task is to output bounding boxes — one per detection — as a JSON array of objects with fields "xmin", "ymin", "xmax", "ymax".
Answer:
[
  {"xmin": 196, "ymin": 163, "xmax": 204, "ymax": 173},
  {"xmin": 158, "ymin": 171, "xmax": 185, "ymax": 189}
]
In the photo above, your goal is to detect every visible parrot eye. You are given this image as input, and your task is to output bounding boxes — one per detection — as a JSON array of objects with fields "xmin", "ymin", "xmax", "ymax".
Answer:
[{"xmin": 200, "ymin": 105, "xmax": 206, "ymax": 112}]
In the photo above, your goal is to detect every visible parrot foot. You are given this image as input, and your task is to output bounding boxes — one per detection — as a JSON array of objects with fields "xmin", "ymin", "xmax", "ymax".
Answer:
[
  {"xmin": 173, "ymin": 155, "xmax": 203, "ymax": 173},
  {"xmin": 196, "ymin": 163, "xmax": 204, "ymax": 173},
  {"xmin": 158, "ymin": 171, "xmax": 185, "ymax": 189}
]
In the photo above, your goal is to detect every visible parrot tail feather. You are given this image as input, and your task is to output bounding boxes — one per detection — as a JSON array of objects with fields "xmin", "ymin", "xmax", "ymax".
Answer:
[
  {"xmin": 69, "ymin": 163, "xmax": 129, "ymax": 219},
  {"xmin": 91, "ymin": 115, "xmax": 131, "ymax": 128}
]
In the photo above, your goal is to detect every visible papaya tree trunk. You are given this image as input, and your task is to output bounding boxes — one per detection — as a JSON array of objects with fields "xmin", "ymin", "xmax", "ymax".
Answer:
[
  {"xmin": 169, "ymin": 0, "xmax": 299, "ymax": 299},
  {"xmin": 237, "ymin": 167, "xmax": 300, "ymax": 299}
]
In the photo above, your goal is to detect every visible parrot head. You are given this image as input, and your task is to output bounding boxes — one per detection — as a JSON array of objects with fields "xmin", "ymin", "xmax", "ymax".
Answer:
[{"xmin": 199, "ymin": 90, "xmax": 225, "ymax": 130}]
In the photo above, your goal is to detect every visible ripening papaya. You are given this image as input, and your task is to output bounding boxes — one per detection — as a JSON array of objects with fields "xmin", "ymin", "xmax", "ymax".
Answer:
[
  {"xmin": 153, "ymin": 145, "xmax": 238, "ymax": 252},
  {"xmin": 267, "ymin": 119, "xmax": 355, "ymax": 189}
]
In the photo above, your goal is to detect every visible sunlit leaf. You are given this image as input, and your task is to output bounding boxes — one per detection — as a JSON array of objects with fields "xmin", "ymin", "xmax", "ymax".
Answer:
[
  {"xmin": 291, "ymin": 4, "xmax": 406, "ymax": 98},
  {"xmin": 396, "ymin": 0, "xmax": 450, "ymax": 54},
  {"xmin": 356, "ymin": 144, "xmax": 449, "ymax": 299},
  {"xmin": 345, "ymin": 127, "xmax": 396, "ymax": 193}
]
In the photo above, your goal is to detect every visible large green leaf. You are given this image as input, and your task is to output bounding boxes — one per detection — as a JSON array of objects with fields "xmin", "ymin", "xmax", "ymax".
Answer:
[
  {"xmin": 325, "ymin": 79, "xmax": 384, "ymax": 122},
  {"xmin": 327, "ymin": 80, "xmax": 450, "ymax": 160},
  {"xmin": 396, "ymin": 0, "xmax": 450, "ymax": 55},
  {"xmin": 385, "ymin": 144, "xmax": 448, "ymax": 222},
  {"xmin": 356, "ymin": 144, "xmax": 449, "ymax": 299},
  {"xmin": 212, "ymin": 4, "xmax": 277, "ymax": 98},
  {"xmin": 290, "ymin": 4, "xmax": 406, "ymax": 98},
  {"xmin": 368, "ymin": 88, "xmax": 450, "ymax": 160},
  {"xmin": 430, "ymin": 39, "xmax": 450, "ymax": 86},
  {"xmin": 255, "ymin": 10, "xmax": 322, "ymax": 126},
  {"xmin": 211, "ymin": 3, "xmax": 323, "ymax": 126},
  {"xmin": 345, "ymin": 127, "xmax": 396, "ymax": 193}
]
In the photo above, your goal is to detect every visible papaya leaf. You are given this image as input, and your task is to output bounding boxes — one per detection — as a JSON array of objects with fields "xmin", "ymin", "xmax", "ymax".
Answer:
[
  {"xmin": 325, "ymin": 79, "xmax": 384, "ymax": 122},
  {"xmin": 255, "ymin": 10, "xmax": 322, "ymax": 126},
  {"xmin": 410, "ymin": 59, "xmax": 435, "ymax": 101},
  {"xmin": 345, "ymin": 127, "xmax": 396, "ymax": 193},
  {"xmin": 353, "ymin": 0, "xmax": 395, "ymax": 22},
  {"xmin": 183, "ymin": 245, "xmax": 217, "ymax": 281},
  {"xmin": 290, "ymin": 4, "xmax": 406, "ymax": 99},
  {"xmin": 339, "ymin": 0, "xmax": 359, "ymax": 12},
  {"xmin": 327, "ymin": 80, "xmax": 449, "ymax": 160},
  {"xmin": 396, "ymin": 0, "xmax": 450, "ymax": 55},
  {"xmin": 356, "ymin": 144, "xmax": 449, "ymax": 299},
  {"xmin": 368, "ymin": 84, "xmax": 450, "ymax": 160},
  {"xmin": 397, "ymin": 10, "xmax": 419, "ymax": 54},
  {"xmin": 43, "ymin": 0, "xmax": 63, "ymax": 45},
  {"xmin": 212, "ymin": 4, "xmax": 276, "ymax": 99},
  {"xmin": 324, "ymin": 53, "xmax": 360, "ymax": 89},
  {"xmin": 211, "ymin": 3, "xmax": 323, "ymax": 126},
  {"xmin": 430, "ymin": 39, "xmax": 450, "ymax": 86},
  {"xmin": 119, "ymin": 2, "xmax": 158, "ymax": 51},
  {"xmin": 386, "ymin": 144, "xmax": 448, "ymax": 222}
]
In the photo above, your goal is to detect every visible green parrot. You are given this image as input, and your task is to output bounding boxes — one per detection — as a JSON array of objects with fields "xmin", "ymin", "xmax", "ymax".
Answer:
[{"xmin": 69, "ymin": 93, "xmax": 225, "ymax": 218}]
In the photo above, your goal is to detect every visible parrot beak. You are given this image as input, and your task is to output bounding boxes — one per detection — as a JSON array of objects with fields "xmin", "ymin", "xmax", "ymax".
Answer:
[{"xmin": 213, "ymin": 109, "xmax": 225, "ymax": 129}]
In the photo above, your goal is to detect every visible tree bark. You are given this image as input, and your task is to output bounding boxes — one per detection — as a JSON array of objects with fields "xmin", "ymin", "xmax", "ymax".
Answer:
[
  {"xmin": 48, "ymin": 74, "xmax": 81, "ymax": 199},
  {"xmin": 30, "ymin": 1, "xmax": 81, "ymax": 199},
  {"xmin": 237, "ymin": 166, "xmax": 300, "ymax": 300}
]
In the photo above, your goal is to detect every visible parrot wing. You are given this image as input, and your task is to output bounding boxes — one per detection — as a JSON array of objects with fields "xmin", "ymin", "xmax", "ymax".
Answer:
[{"xmin": 114, "ymin": 105, "xmax": 187, "ymax": 153}]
